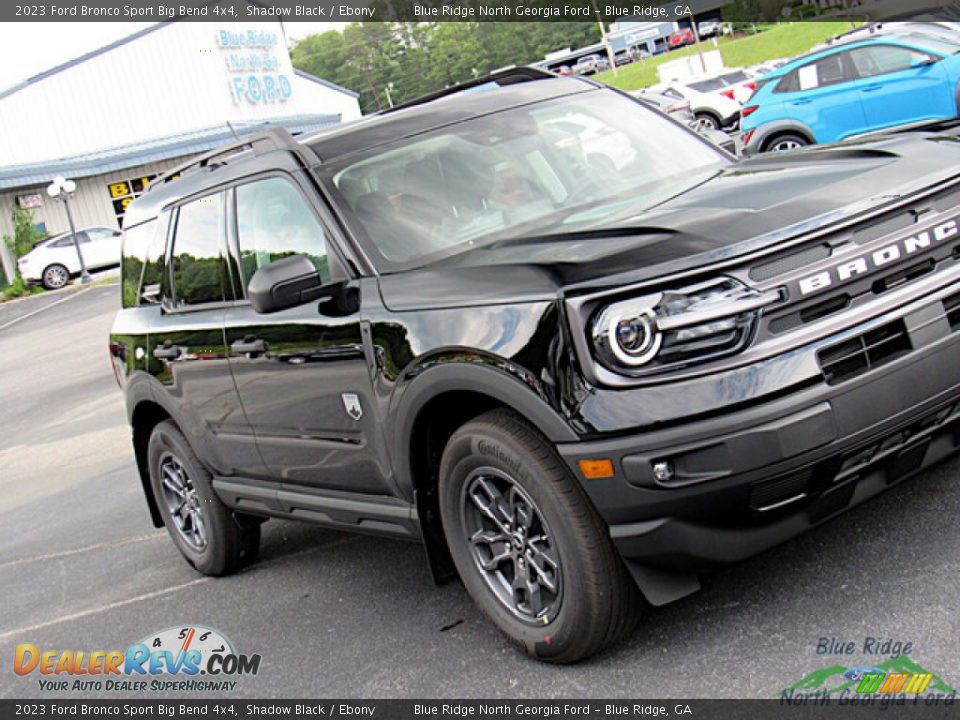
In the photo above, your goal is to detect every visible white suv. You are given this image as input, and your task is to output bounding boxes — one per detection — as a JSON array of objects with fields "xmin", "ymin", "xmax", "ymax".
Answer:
[{"xmin": 17, "ymin": 226, "xmax": 122, "ymax": 289}]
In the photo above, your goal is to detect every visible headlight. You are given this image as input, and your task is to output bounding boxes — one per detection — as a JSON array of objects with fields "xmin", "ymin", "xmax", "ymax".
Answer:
[{"xmin": 592, "ymin": 278, "xmax": 782, "ymax": 375}]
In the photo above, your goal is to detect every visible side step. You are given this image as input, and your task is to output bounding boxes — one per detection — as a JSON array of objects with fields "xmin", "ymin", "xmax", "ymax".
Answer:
[{"xmin": 212, "ymin": 477, "xmax": 421, "ymax": 541}]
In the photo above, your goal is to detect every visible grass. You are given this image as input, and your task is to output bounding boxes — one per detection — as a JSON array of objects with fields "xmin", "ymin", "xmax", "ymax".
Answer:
[
  {"xmin": 595, "ymin": 21, "xmax": 858, "ymax": 92},
  {"xmin": 1, "ymin": 275, "xmax": 43, "ymax": 302}
]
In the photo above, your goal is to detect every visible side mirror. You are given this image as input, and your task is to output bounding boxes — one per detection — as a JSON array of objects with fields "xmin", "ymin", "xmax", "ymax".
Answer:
[{"xmin": 248, "ymin": 254, "xmax": 329, "ymax": 314}]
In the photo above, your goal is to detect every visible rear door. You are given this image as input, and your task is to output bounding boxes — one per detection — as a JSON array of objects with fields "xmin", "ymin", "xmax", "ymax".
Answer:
[
  {"xmin": 222, "ymin": 173, "xmax": 392, "ymax": 495},
  {"xmin": 848, "ymin": 43, "xmax": 953, "ymax": 130},
  {"xmin": 780, "ymin": 50, "xmax": 867, "ymax": 142},
  {"xmin": 145, "ymin": 191, "xmax": 265, "ymax": 478}
]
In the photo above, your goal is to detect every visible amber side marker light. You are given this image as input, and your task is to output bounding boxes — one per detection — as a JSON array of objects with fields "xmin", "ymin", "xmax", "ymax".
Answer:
[{"xmin": 578, "ymin": 459, "xmax": 615, "ymax": 479}]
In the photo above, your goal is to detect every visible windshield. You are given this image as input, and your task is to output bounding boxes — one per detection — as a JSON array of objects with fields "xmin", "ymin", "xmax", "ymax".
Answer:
[{"xmin": 323, "ymin": 90, "xmax": 727, "ymax": 271}]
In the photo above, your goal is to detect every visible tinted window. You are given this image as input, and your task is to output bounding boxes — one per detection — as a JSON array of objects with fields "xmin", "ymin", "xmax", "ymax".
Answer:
[
  {"xmin": 850, "ymin": 45, "xmax": 932, "ymax": 77},
  {"xmin": 235, "ymin": 177, "xmax": 331, "ymax": 288},
  {"xmin": 718, "ymin": 71, "xmax": 749, "ymax": 84},
  {"xmin": 689, "ymin": 78, "xmax": 725, "ymax": 92},
  {"xmin": 87, "ymin": 227, "xmax": 117, "ymax": 241},
  {"xmin": 140, "ymin": 216, "xmax": 168, "ymax": 305},
  {"xmin": 120, "ymin": 219, "xmax": 156, "ymax": 308},
  {"xmin": 170, "ymin": 194, "xmax": 226, "ymax": 306},
  {"xmin": 774, "ymin": 71, "xmax": 799, "ymax": 93},
  {"xmin": 796, "ymin": 53, "xmax": 850, "ymax": 90},
  {"xmin": 50, "ymin": 233, "xmax": 88, "ymax": 247}
]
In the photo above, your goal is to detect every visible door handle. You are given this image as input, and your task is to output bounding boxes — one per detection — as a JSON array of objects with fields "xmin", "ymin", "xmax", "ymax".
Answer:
[
  {"xmin": 791, "ymin": 99, "xmax": 812, "ymax": 105},
  {"xmin": 153, "ymin": 342, "xmax": 182, "ymax": 360},
  {"xmin": 861, "ymin": 84, "xmax": 883, "ymax": 92},
  {"xmin": 231, "ymin": 336, "xmax": 268, "ymax": 354}
]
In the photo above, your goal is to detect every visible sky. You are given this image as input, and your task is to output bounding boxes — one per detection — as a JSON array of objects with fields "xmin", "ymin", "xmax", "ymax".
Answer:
[{"xmin": 0, "ymin": 21, "xmax": 347, "ymax": 91}]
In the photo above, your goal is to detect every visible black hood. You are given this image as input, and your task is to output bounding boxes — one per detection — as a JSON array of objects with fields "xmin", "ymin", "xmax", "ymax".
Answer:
[{"xmin": 378, "ymin": 133, "xmax": 960, "ymax": 311}]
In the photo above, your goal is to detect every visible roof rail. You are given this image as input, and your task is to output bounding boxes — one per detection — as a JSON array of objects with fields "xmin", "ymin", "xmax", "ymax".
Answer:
[
  {"xmin": 381, "ymin": 66, "xmax": 556, "ymax": 115},
  {"xmin": 148, "ymin": 127, "xmax": 320, "ymax": 191}
]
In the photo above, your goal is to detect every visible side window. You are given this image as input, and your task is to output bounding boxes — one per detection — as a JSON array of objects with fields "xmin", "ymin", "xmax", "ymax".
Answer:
[
  {"xmin": 234, "ymin": 177, "xmax": 331, "ymax": 289},
  {"xmin": 169, "ymin": 193, "xmax": 227, "ymax": 307},
  {"xmin": 120, "ymin": 219, "xmax": 156, "ymax": 308},
  {"xmin": 52, "ymin": 233, "xmax": 88, "ymax": 247},
  {"xmin": 796, "ymin": 53, "xmax": 850, "ymax": 91},
  {"xmin": 774, "ymin": 71, "xmax": 800, "ymax": 93},
  {"xmin": 87, "ymin": 227, "xmax": 118, "ymax": 241},
  {"xmin": 849, "ymin": 45, "xmax": 933, "ymax": 78},
  {"xmin": 140, "ymin": 214, "xmax": 168, "ymax": 305}
]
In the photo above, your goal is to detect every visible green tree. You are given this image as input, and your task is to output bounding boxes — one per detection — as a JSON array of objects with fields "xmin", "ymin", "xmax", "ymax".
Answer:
[
  {"xmin": 290, "ymin": 21, "xmax": 602, "ymax": 114},
  {"xmin": 6, "ymin": 206, "xmax": 46, "ymax": 260}
]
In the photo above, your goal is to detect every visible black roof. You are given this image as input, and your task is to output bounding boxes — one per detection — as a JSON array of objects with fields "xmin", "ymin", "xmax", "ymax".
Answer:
[
  {"xmin": 122, "ymin": 71, "xmax": 602, "ymax": 225},
  {"xmin": 304, "ymin": 76, "xmax": 597, "ymax": 164}
]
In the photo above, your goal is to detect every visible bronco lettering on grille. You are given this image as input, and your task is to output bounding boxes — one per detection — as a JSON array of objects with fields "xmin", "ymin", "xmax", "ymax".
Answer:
[{"xmin": 797, "ymin": 217, "xmax": 959, "ymax": 296}]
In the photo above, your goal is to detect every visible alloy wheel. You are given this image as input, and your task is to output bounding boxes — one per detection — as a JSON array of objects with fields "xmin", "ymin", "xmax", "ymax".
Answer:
[
  {"xmin": 460, "ymin": 467, "xmax": 562, "ymax": 623},
  {"xmin": 158, "ymin": 451, "xmax": 208, "ymax": 551},
  {"xmin": 770, "ymin": 138, "xmax": 803, "ymax": 152},
  {"xmin": 44, "ymin": 266, "xmax": 68, "ymax": 289}
]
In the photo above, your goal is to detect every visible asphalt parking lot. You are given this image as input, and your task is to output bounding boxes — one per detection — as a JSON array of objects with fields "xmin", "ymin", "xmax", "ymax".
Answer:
[{"xmin": 1, "ymin": 283, "xmax": 958, "ymax": 699}]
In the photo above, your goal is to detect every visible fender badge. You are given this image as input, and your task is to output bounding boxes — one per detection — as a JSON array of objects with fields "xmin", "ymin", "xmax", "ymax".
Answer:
[{"xmin": 342, "ymin": 393, "xmax": 362, "ymax": 420}]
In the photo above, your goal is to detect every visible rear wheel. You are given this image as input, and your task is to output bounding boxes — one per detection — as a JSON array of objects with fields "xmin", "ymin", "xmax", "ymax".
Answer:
[
  {"xmin": 693, "ymin": 112, "xmax": 720, "ymax": 131},
  {"xmin": 41, "ymin": 264, "xmax": 69, "ymax": 290},
  {"xmin": 438, "ymin": 409, "xmax": 640, "ymax": 663},
  {"xmin": 765, "ymin": 133, "xmax": 809, "ymax": 153},
  {"xmin": 147, "ymin": 420, "xmax": 260, "ymax": 576}
]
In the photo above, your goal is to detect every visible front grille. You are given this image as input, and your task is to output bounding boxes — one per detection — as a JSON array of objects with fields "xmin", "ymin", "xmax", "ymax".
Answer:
[
  {"xmin": 749, "ymin": 469, "xmax": 812, "ymax": 511},
  {"xmin": 817, "ymin": 319, "xmax": 912, "ymax": 385},
  {"xmin": 749, "ymin": 243, "xmax": 832, "ymax": 282},
  {"xmin": 944, "ymin": 290, "xmax": 960, "ymax": 330}
]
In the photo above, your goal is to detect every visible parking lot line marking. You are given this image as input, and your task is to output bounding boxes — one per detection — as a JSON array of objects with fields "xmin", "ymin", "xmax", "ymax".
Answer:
[
  {"xmin": 0, "ymin": 533, "xmax": 165, "ymax": 570},
  {"xmin": 0, "ymin": 534, "xmax": 365, "ymax": 643},
  {"xmin": 0, "ymin": 577, "xmax": 209, "ymax": 642},
  {"xmin": 0, "ymin": 285, "xmax": 96, "ymax": 333}
]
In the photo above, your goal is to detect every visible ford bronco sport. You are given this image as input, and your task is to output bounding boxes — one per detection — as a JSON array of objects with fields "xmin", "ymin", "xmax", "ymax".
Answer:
[{"xmin": 112, "ymin": 68, "xmax": 960, "ymax": 663}]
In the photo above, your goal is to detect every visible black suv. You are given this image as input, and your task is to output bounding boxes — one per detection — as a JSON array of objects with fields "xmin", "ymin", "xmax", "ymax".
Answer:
[{"xmin": 112, "ymin": 69, "xmax": 960, "ymax": 663}]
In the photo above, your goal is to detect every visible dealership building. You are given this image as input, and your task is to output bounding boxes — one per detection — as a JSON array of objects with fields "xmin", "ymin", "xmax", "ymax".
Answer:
[{"xmin": 0, "ymin": 19, "xmax": 361, "ymax": 279}]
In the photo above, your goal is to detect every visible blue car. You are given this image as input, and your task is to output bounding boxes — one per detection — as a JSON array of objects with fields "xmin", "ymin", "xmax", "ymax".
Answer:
[{"xmin": 741, "ymin": 33, "xmax": 960, "ymax": 154}]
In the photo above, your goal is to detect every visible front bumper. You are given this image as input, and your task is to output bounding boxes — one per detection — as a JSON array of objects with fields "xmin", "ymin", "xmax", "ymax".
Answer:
[{"xmin": 558, "ymin": 294, "xmax": 960, "ymax": 581}]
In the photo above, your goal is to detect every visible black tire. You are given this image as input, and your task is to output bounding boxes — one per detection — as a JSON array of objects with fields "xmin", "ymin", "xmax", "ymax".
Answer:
[
  {"xmin": 438, "ymin": 409, "xmax": 640, "ymax": 663},
  {"xmin": 41, "ymin": 264, "xmax": 70, "ymax": 290},
  {"xmin": 147, "ymin": 420, "xmax": 260, "ymax": 576},
  {"xmin": 693, "ymin": 112, "xmax": 720, "ymax": 131},
  {"xmin": 763, "ymin": 133, "xmax": 809, "ymax": 153}
]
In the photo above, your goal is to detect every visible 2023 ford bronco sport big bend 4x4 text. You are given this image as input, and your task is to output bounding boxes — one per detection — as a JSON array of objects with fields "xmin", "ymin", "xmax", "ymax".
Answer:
[{"xmin": 111, "ymin": 68, "xmax": 960, "ymax": 663}]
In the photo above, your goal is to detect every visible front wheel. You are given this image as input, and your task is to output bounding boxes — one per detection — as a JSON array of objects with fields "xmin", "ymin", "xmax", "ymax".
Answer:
[
  {"xmin": 148, "ymin": 420, "xmax": 260, "ymax": 576},
  {"xmin": 439, "ymin": 409, "xmax": 640, "ymax": 663},
  {"xmin": 42, "ymin": 264, "xmax": 69, "ymax": 290}
]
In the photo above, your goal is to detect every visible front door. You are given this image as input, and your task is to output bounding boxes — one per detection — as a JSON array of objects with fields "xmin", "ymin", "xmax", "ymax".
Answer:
[
  {"xmin": 84, "ymin": 227, "xmax": 122, "ymax": 269},
  {"xmin": 849, "ymin": 44, "xmax": 954, "ymax": 131},
  {"xmin": 223, "ymin": 175, "xmax": 391, "ymax": 495},
  {"xmin": 146, "ymin": 191, "xmax": 265, "ymax": 479}
]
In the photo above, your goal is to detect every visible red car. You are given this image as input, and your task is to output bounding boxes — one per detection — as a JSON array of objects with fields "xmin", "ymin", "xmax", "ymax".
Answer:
[{"xmin": 668, "ymin": 28, "xmax": 695, "ymax": 48}]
